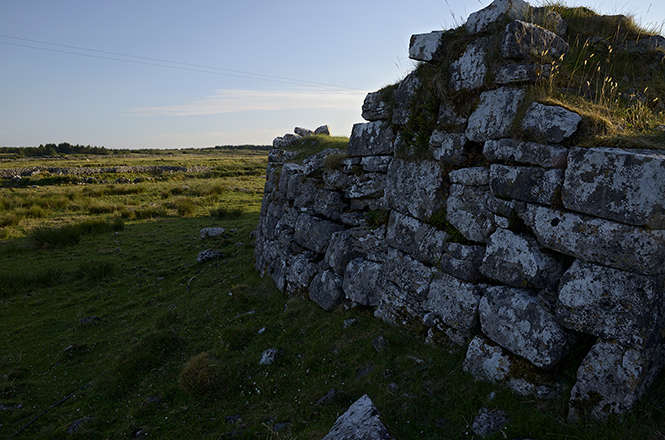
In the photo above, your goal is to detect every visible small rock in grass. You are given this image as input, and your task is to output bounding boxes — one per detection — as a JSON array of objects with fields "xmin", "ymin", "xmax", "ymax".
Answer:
[
  {"xmin": 197, "ymin": 249, "xmax": 225, "ymax": 263},
  {"xmin": 472, "ymin": 407, "xmax": 508, "ymax": 438},
  {"xmin": 259, "ymin": 348, "xmax": 283, "ymax": 365}
]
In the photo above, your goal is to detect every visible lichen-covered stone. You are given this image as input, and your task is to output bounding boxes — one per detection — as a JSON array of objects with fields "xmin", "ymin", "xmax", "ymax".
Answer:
[
  {"xmin": 437, "ymin": 243, "xmax": 486, "ymax": 282},
  {"xmin": 309, "ymin": 269, "xmax": 345, "ymax": 311},
  {"xmin": 361, "ymin": 155, "xmax": 392, "ymax": 173},
  {"xmin": 483, "ymin": 138, "xmax": 568, "ymax": 168},
  {"xmin": 342, "ymin": 258, "xmax": 384, "ymax": 307},
  {"xmin": 386, "ymin": 210, "xmax": 449, "ymax": 264},
  {"xmin": 557, "ymin": 260, "xmax": 665, "ymax": 349},
  {"xmin": 345, "ymin": 173, "xmax": 386, "ymax": 200},
  {"xmin": 312, "ymin": 189, "xmax": 347, "ymax": 220},
  {"xmin": 495, "ymin": 63, "xmax": 552, "ymax": 84},
  {"xmin": 302, "ymin": 148, "xmax": 346, "ymax": 176},
  {"xmin": 284, "ymin": 252, "xmax": 319, "ymax": 295},
  {"xmin": 392, "ymin": 72, "xmax": 421, "ymax": 125},
  {"xmin": 489, "ymin": 164, "xmax": 564, "ymax": 205},
  {"xmin": 430, "ymin": 131, "xmax": 469, "ymax": 165},
  {"xmin": 449, "ymin": 167, "xmax": 490, "ymax": 186},
  {"xmin": 480, "ymin": 229, "xmax": 564, "ymax": 289},
  {"xmin": 322, "ymin": 394, "xmax": 394, "ymax": 440},
  {"xmin": 520, "ymin": 204, "xmax": 665, "ymax": 275},
  {"xmin": 409, "ymin": 31, "xmax": 446, "ymax": 62},
  {"xmin": 521, "ymin": 102, "xmax": 581, "ymax": 143},
  {"xmin": 385, "ymin": 159, "xmax": 445, "ymax": 221},
  {"xmin": 362, "ymin": 90, "xmax": 392, "ymax": 121},
  {"xmin": 437, "ymin": 102, "xmax": 468, "ymax": 130},
  {"xmin": 348, "ymin": 121, "xmax": 395, "ymax": 157},
  {"xmin": 568, "ymin": 341, "xmax": 665, "ymax": 422},
  {"xmin": 446, "ymin": 183, "xmax": 497, "ymax": 242},
  {"xmin": 501, "ymin": 20, "xmax": 569, "ymax": 60},
  {"xmin": 465, "ymin": 0, "xmax": 530, "ymax": 34},
  {"xmin": 426, "ymin": 273, "xmax": 482, "ymax": 332},
  {"xmin": 293, "ymin": 213, "xmax": 344, "ymax": 254},
  {"xmin": 268, "ymin": 148, "xmax": 298, "ymax": 164},
  {"xmin": 450, "ymin": 39, "xmax": 489, "ymax": 91},
  {"xmin": 466, "ymin": 87, "xmax": 525, "ymax": 143},
  {"xmin": 479, "ymin": 286, "xmax": 569, "ymax": 369},
  {"xmin": 531, "ymin": 7, "xmax": 568, "ymax": 35},
  {"xmin": 562, "ymin": 146, "xmax": 665, "ymax": 228}
]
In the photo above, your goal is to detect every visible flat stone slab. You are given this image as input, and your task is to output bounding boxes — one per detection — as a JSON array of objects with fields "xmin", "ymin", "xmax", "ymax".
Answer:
[
  {"xmin": 479, "ymin": 286, "xmax": 569, "ymax": 369},
  {"xmin": 557, "ymin": 260, "xmax": 665, "ymax": 349},
  {"xmin": 430, "ymin": 131, "xmax": 469, "ymax": 165},
  {"xmin": 520, "ymin": 204, "xmax": 665, "ymax": 275},
  {"xmin": 483, "ymin": 138, "xmax": 568, "ymax": 168},
  {"xmin": 466, "ymin": 87, "xmax": 525, "ymax": 143},
  {"xmin": 562, "ymin": 146, "xmax": 665, "ymax": 228},
  {"xmin": 385, "ymin": 159, "xmax": 446, "ymax": 221},
  {"xmin": 446, "ymin": 183, "xmax": 497, "ymax": 242},
  {"xmin": 465, "ymin": 0, "xmax": 530, "ymax": 34},
  {"xmin": 426, "ymin": 272, "xmax": 482, "ymax": 332},
  {"xmin": 362, "ymin": 91, "xmax": 391, "ymax": 121},
  {"xmin": 450, "ymin": 39, "xmax": 489, "ymax": 91},
  {"xmin": 409, "ymin": 31, "xmax": 446, "ymax": 62},
  {"xmin": 501, "ymin": 20, "xmax": 569, "ymax": 60},
  {"xmin": 489, "ymin": 164, "xmax": 564, "ymax": 206},
  {"xmin": 495, "ymin": 63, "xmax": 551, "ymax": 84},
  {"xmin": 348, "ymin": 121, "xmax": 395, "ymax": 157},
  {"xmin": 521, "ymin": 102, "xmax": 581, "ymax": 143}
]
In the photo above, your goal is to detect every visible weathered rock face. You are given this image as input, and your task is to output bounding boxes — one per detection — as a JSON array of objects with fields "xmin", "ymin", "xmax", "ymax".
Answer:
[
  {"xmin": 255, "ymin": 0, "xmax": 665, "ymax": 423},
  {"xmin": 321, "ymin": 394, "xmax": 394, "ymax": 440}
]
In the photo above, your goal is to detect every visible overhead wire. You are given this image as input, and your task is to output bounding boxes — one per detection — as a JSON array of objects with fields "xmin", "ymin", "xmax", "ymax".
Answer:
[{"xmin": 0, "ymin": 33, "xmax": 362, "ymax": 92}]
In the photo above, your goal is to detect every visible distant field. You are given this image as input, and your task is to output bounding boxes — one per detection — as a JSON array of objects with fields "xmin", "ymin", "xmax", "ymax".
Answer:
[{"xmin": 1, "ymin": 147, "xmax": 664, "ymax": 439}]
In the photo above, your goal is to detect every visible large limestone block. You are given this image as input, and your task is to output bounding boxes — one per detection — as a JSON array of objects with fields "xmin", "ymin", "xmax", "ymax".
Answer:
[
  {"xmin": 426, "ymin": 273, "xmax": 483, "ymax": 332},
  {"xmin": 302, "ymin": 148, "xmax": 346, "ymax": 176},
  {"xmin": 465, "ymin": 0, "xmax": 530, "ymax": 34},
  {"xmin": 409, "ymin": 31, "xmax": 446, "ymax": 62},
  {"xmin": 495, "ymin": 63, "xmax": 552, "ymax": 85},
  {"xmin": 322, "ymin": 394, "xmax": 394, "ymax": 440},
  {"xmin": 386, "ymin": 210, "xmax": 449, "ymax": 264},
  {"xmin": 480, "ymin": 229, "xmax": 564, "ymax": 289},
  {"xmin": 562, "ymin": 146, "xmax": 665, "ymax": 228},
  {"xmin": 361, "ymin": 155, "xmax": 392, "ymax": 173},
  {"xmin": 342, "ymin": 258, "xmax": 384, "ymax": 307},
  {"xmin": 392, "ymin": 72, "xmax": 421, "ymax": 125},
  {"xmin": 557, "ymin": 260, "xmax": 665, "ymax": 349},
  {"xmin": 345, "ymin": 173, "xmax": 386, "ymax": 200},
  {"xmin": 312, "ymin": 189, "xmax": 347, "ymax": 221},
  {"xmin": 520, "ymin": 204, "xmax": 665, "ymax": 275},
  {"xmin": 501, "ymin": 20, "xmax": 569, "ymax": 60},
  {"xmin": 430, "ymin": 131, "xmax": 469, "ymax": 165},
  {"xmin": 385, "ymin": 159, "xmax": 445, "ymax": 221},
  {"xmin": 483, "ymin": 138, "xmax": 568, "ymax": 168},
  {"xmin": 463, "ymin": 336, "xmax": 561, "ymax": 399},
  {"xmin": 521, "ymin": 102, "xmax": 581, "ymax": 143},
  {"xmin": 568, "ymin": 340, "xmax": 665, "ymax": 422},
  {"xmin": 284, "ymin": 252, "xmax": 319, "ymax": 295},
  {"xmin": 466, "ymin": 87, "xmax": 525, "ymax": 143},
  {"xmin": 309, "ymin": 269, "xmax": 344, "ymax": 311},
  {"xmin": 348, "ymin": 121, "xmax": 395, "ymax": 157},
  {"xmin": 449, "ymin": 167, "xmax": 490, "ymax": 186},
  {"xmin": 479, "ymin": 286, "xmax": 569, "ymax": 369},
  {"xmin": 489, "ymin": 164, "xmax": 564, "ymax": 205},
  {"xmin": 362, "ymin": 90, "xmax": 392, "ymax": 121},
  {"xmin": 293, "ymin": 213, "xmax": 344, "ymax": 254},
  {"xmin": 437, "ymin": 243, "xmax": 486, "ymax": 282},
  {"xmin": 449, "ymin": 39, "xmax": 489, "ymax": 91},
  {"xmin": 446, "ymin": 183, "xmax": 497, "ymax": 242}
]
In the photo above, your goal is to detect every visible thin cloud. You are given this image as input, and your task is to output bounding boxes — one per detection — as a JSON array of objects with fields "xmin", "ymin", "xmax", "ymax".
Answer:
[{"xmin": 128, "ymin": 89, "xmax": 367, "ymax": 117}]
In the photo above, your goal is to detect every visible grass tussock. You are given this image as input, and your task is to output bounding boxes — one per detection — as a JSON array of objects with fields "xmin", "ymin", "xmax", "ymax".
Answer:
[
  {"xmin": 29, "ymin": 218, "xmax": 124, "ymax": 248},
  {"xmin": 179, "ymin": 352, "xmax": 227, "ymax": 399},
  {"xmin": 209, "ymin": 205, "xmax": 244, "ymax": 219}
]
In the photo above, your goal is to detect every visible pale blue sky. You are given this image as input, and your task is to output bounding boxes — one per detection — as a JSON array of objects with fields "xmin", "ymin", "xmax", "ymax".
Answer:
[{"xmin": 1, "ymin": 0, "xmax": 663, "ymax": 149}]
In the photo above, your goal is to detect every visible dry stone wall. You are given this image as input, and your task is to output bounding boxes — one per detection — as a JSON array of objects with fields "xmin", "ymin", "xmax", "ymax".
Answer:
[{"xmin": 255, "ymin": 0, "xmax": 665, "ymax": 422}]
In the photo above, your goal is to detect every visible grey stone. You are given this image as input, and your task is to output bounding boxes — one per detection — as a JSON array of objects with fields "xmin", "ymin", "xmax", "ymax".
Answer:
[
  {"xmin": 284, "ymin": 253, "xmax": 319, "ymax": 295},
  {"xmin": 309, "ymin": 269, "xmax": 345, "ymax": 311},
  {"xmin": 343, "ymin": 258, "xmax": 384, "ymax": 306},
  {"xmin": 479, "ymin": 286, "xmax": 569, "ymax": 369},
  {"xmin": 446, "ymin": 183, "xmax": 497, "ymax": 242},
  {"xmin": 568, "ymin": 341, "xmax": 665, "ymax": 422},
  {"xmin": 312, "ymin": 189, "xmax": 347, "ymax": 221},
  {"xmin": 501, "ymin": 20, "xmax": 569, "ymax": 60},
  {"xmin": 562, "ymin": 147, "xmax": 665, "ymax": 228},
  {"xmin": 273, "ymin": 133, "xmax": 302, "ymax": 149},
  {"xmin": 268, "ymin": 149, "xmax": 298, "ymax": 163},
  {"xmin": 557, "ymin": 260, "xmax": 665, "ymax": 349},
  {"xmin": 472, "ymin": 408, "xmax": 509, "ymax": 439},
  {"xmin": 392, "ymin": 72, "xmax": 421, "ymax": 125},
  {"xmin": 348, "ymin": 121, "xmax": 395, "ymax": 157},
  {"xmin": 361, "ymin": 155, "xmax": 392, "ymax": 173},
  {"xmin": 259, "ymin": 348, "xmax": 283, "ymax": 365},
  {"xmin": 495, "ymin": 63, "xmax": 552, "ymax": 84},
  {"xmin": 294, "ymin": 127, "xmax": 314, "ymax": 137},
  {"xmin": 430, "ymin": 131, "xmax": 469, "ymax": 165},
  {"xmin": 437, "ymin": 243, "xmax": 486, "ymax": 282},
  {"xmin": 519, "ymin": 204, "xmax": 665, "ymax": 275},
  {"xmin": 321, "ymin": 394, "xmax": 394, "ymax": 440},
  {"xmin": 437, "ymin": 102, "xmax": 468, "ymax": 130},
  {"xmin": 466, "ymin": 87, "xmax": 525, "ymax": 143},
  {"xmin": 325, "ymin": 230, "xmax": 362, "ymax": 275},
  {"xmin": 293, "ymin": 213, "xmax": 344, "ymax": 254},
  {"xmin": 449, "ymin": 167, "xmax": 490, "ymax": 186},
  {"xmin": 480, "ymin": 229, "xmax": 564, "ymax": 288},
  {"xmin": 386, "ymin": 210, "xmax": 449, "ymax": 264},
  {"xmin": 450, "ymin": 39, "xmax": 489, "ymax": 91},
  {"xmin": 302, "ymin": 148, "xmax": 346, "ymax": 176},
  {"xmin": 521, "ymin": 102, "xmax": 581, "ymax": 143},
  {"xmin": 409, "ymin": 31, "xmax": 446, "ymax": 62},
  {"xmin": 372, "ymin": 335, "xmax": 389, "ymax": 352},
  {"xmin": 426, "ymin": 272, "xmax": 482, "ymax": 332},
  {"xmin": 531, "ymin": 7, "xmax": 568, "ymax": 36},
  {"xmin": 315, "ymin": 125, "xmax": 331, "ymax": 135},
  {"xmin": 465, "ymin": 0, "xmax": 530, "ymax": 35},
  {"xmin": 385, "ymin": 159, "xmax": 446, "ymax": 221},
  {"xmin": 197, "ymin": 249, "xmax": 224, "ymax": 263},
  {"xmin": 362, "ymin": 90, "xmax": 392, "ymax": 121},
  {"xmin": 200, "ymin": 227, "xmax": 226, "ymax": 239},
  {"xmin": 345, "ymin": 173, "xmax": 386, "ymax": 200},
  {"xmin": 483, "ymin": 138, "xmax": 568, "ymax": 168},
  {"xmin": 489, "ymin": 164, "xmax": 564, "ymax": 205}
]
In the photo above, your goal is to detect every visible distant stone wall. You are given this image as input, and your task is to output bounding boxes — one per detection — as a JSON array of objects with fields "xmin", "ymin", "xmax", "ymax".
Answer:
[{"xmin": 255, "ymin": 0, "xmax": 665, "ymax": 422}]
